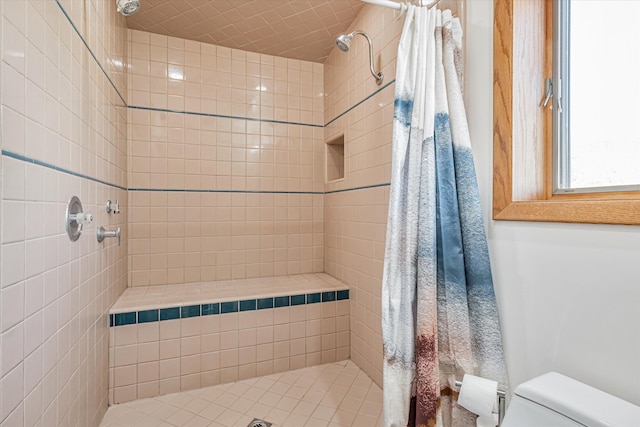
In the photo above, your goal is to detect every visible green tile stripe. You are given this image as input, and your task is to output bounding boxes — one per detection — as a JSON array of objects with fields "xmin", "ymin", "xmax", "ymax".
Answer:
[{"xmin": 109, "ymin": 289, "xmax": 348, "ymax": 327}]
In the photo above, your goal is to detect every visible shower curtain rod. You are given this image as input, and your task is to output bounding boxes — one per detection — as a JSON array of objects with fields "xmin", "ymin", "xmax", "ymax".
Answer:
[{"xmin": 361, "ymin": 0, "xmax": 441, "ymax": 13}]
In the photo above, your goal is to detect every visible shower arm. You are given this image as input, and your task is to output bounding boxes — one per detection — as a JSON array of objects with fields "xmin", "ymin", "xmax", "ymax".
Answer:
[{"xmin": 352, "ymin": 30, "xmax": 384, "ymax": 85}]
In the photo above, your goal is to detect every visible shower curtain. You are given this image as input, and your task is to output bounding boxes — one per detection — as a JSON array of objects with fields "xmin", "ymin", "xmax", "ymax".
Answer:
[{"xmin": 381, "ymin": 5, "xmax": 508, "ymax": 427}]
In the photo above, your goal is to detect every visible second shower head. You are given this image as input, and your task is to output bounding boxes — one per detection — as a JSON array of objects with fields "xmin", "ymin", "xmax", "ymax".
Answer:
[
  {"xmin": 116, "ymin": 0, "xmax": 140, "ymax": 16},
  {"xmin": 336, "ymin": 34, "xmax": 353, "ymax": 52},
  {"xmin": 335, "ymin": 30, "xmax": 383, "ymax": 85}
]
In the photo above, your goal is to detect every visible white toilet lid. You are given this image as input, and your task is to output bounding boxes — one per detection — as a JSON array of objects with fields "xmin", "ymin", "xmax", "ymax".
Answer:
[{"xmin": 513, "ymin": 372, "xmax": 640, "ymax": 427}]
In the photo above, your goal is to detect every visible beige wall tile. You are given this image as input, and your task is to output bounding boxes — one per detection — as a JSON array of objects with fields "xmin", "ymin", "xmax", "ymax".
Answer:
[
  {"xmin": 201, "ymin": 351, "xmax": 220, "ymax": 372},
  {"xmin": 138, "ymin": 342, "xmax": 160, "ymax": 363},
  {"xmin": 0, "ymin": 0, "xmax": 127, "ymax": 425},
  {"xmin": 160, "ymin": 339, "xmax": 180, "ymax": 360},
  {"xmin": 159, "ymin": 358, "xmax": 180, "ymax": 379},
  {"xmin": 220, "ymin": 330, "xmax": 239, "ymax": 350},
  {"xmin": 21, "ymin": 2, "xmax": 407, "ymax": 417},
  {"xmin": 127, "ymin": 31, "xmax": 325, "ymax": 285},
  {"xmin": 322, "ymin": 4, "xmax": 403, "ymax": 388},
  {"xmin": 137, "ymin": 381, "xmax": 159, "ymax": 399},
  {"xmin": 201, "ymin": 370, "xmax": 220, "ymax": 387},
  {"xmin": 181, "ymin": 355, "xmax": 201, "ymax": 376},
  {"xmin": 138, "ymin": 361, "xmax": 160, "ymax": 383},
  {"xmin": 160, "ymin": 377, "xmax": 180, "ymax": 395}
]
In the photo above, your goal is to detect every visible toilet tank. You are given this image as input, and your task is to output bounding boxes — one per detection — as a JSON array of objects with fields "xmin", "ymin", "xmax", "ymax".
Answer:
[{"xmin": 501, "ymin": 372, "xmax": 640, "ymax": 427}]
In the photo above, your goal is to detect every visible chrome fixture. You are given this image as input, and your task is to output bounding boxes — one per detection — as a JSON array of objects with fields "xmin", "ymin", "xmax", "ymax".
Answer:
[
  {"xmin": 116, "ymin": 0, "xmax": 140, "ymax": 16},
  {"xmin": 335, "ymin": 30, "xmax": 384, "ymax": 85},
  {"xmin": 66, "ymin": 196, "xmax": 93, "ymax": 242},
  {"xmin": 248, "ymin": 419, "xmax": 272, "ymax": 427},
  {"xmin": 106, "ymin": 199, "xmax": 120, "ymax": 214},
  {"xmin": 97, "ymin": 226, "xmax": 121, "ymax": 246}
]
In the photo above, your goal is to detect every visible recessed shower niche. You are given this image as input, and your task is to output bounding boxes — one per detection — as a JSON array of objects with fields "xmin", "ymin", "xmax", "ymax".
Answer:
[{"xmin": 325, "ymin": 133, "xmax": 345, "ymax": 182}]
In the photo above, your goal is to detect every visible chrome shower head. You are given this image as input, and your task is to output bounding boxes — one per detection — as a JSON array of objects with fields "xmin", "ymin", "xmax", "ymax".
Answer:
[
  {"xmin": 116, "ymin": 0, "xmax": 140, "ymax": 16},
  {"xmin": 335, "ymin": 30, "xmax": 384, "ymax": 85},
  {"xmin": 336, "ymin": 34, "xmax": 352, "ymax": 52}
]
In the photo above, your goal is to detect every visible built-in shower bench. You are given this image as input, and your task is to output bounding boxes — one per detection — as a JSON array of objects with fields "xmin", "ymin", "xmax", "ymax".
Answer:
[{"xmin": 108, "ymin": 273, "xmax": 350, "ymax": 404}]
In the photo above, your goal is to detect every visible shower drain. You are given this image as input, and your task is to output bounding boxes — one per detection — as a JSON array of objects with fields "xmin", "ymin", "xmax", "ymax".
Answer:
[{"xmin": 248, "ymin": 418, "xmax": 272, "ymax": 427}]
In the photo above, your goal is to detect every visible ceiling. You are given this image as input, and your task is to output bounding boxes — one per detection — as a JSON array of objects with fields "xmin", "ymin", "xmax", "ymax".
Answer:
[{"xmin": 126, "ymin": 0, "xmax": 366, "ymax": 63}]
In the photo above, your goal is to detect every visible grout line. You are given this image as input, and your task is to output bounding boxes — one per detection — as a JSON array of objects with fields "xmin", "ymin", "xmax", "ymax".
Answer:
[
  {"xmin": 324, "ymin": 79, "xmax": 396, "ymax": 127},
  {"xmin": 127, "ymin": 188, "xmax": 324, "ymax": 195},
  {"xmin": 324, "ymin": 182, "xmax": 391, "ymax": 194},
  {"xmin": 127, "ymin": 106, "xmax": 324, "ymax": 128},
  {"xmin": 1, "ymin": 150, "xmax": 127, "ymax": 191}
]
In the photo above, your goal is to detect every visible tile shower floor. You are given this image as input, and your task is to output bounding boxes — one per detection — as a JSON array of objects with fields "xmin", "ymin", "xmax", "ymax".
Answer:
[{"xmin": 99, "ymin": 360, "xmax": 383, "ymax": 427}]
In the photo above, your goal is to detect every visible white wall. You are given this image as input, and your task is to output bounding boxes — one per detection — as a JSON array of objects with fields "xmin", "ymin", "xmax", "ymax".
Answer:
[{"xmin": 465, "ymin": 0, "xmax": 640, "ymax": 406}]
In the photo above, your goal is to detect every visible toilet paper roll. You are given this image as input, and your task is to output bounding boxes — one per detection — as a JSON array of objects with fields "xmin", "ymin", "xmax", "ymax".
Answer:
[
  {"xmin": 457, "ymin": 374, "xmax": 498, "ymax": 418},
  {"xmin": 476, "ymin": 414, "xmax": 498, "ymax": 427}
]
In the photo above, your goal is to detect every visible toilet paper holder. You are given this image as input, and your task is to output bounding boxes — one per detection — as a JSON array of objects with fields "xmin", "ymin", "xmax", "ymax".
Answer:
[{"xmin": 455, "ymin": 380, "xmax": 506, "ymax": 426}]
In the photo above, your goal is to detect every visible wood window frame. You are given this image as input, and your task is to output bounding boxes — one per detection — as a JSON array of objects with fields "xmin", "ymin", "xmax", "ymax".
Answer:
[{"xmin": 493, "ymin": 0, "xmax": 640, "ymax": 225}]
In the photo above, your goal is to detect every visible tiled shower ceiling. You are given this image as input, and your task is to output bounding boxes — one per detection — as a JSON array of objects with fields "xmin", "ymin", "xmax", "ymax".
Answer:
[{"xmin": 125, "ymin": 0, "xmax": 366, "ymax": 63}]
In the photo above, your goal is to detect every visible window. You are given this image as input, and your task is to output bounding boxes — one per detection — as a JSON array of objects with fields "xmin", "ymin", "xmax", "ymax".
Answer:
[
  {"xmin": 493, "ymin": 0, "xmax": 640, "ymax": 225},
  {"xmin": 552, "ymin": 0, "xmax": 640, "ymax": 193}
]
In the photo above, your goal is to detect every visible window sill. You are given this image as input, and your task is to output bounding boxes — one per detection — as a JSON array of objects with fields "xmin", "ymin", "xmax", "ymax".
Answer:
[{"xmin": 494, "ymin": 200, "xmax": 640, "ymax": 225}]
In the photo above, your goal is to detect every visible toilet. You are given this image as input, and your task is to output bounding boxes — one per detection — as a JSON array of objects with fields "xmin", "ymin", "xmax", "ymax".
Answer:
[{"xmin": 501, "ymin": 372, "xmax": 640, "ymax": 426}]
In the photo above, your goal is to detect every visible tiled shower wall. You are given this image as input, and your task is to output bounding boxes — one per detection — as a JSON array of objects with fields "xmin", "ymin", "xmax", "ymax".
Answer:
[
  {"xmin": 1, "ymin": 0, "xmax": 128, "ymax": 426},
  {"xmin": 323, "ymin": 4, "xmax": 405, "ymax": 386},
  {"xmin": 126, "ymin": 30, "xmax": 325, "ymax": 286}
]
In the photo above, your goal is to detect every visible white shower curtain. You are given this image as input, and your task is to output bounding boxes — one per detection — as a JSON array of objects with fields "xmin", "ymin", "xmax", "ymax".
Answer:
[{"xmin": 381, "ymin": 5, "xmax": 508, "ymax": 427}]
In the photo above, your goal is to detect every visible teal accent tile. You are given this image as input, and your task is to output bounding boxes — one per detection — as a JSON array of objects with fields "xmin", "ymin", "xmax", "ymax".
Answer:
[
  {"xmin": 181, "ymin": 305, "xmax": 200, "ymax": 318},
  {"xmin": 257, "ymin": 298, "xmax": 273, "ymax": 310},
  {"xmin": 240, "ymin": 299, "xmax": 256, "ymax": 311},
  {"xmin": 221, "ymin": 301, "xmax": 238, "ymax": 313},
  {"xmin": 115, "ymin": 312, "xmax": 136, "ymax": 326},
  {"xmin": 109, "ymin": 314, "xmax": 114, "ymax": 327},
  {"xmin": 160, "ymin": 307, "xmax": 180, "ymax": 321},
  {"xmin": 202, "ymin": 303, "xmax": 220, "ymax": 316},
  {"xmin": 322, "ymin": 291, "xmax": 336, "ymax": 302},
  {"xmin": 306, "ymin": 293, "xmax": 321, "ymax": 304},
  {"xmin": 291, "ymin": 294, "xmax": 306, "ymax": 306},
  {"xmin": 337, "ymin": 290, "xmax": 350, "ymax": 300},
  {"xmin": 138, "ymin": 310, "xmax": 159, "ymax": 323},
  {"xmin": 274, "ymin": 296, "xmax": 290, "ymax": 307}
]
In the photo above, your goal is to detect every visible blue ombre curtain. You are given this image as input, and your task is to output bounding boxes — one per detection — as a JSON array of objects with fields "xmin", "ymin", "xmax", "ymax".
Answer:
[{"xmin": 381, "ymin": 5, "xmax": 508, "ymax": 427}]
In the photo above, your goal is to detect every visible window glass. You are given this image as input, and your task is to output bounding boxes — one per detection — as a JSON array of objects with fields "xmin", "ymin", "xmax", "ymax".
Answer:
[{"xmin": 557, "ymin": 0, "xmax": 640, "ymax": 192}]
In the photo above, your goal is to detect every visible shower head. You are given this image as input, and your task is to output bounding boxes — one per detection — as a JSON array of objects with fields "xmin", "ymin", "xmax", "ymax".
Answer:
[
  {"xmin": 116, "ymin": 0, "xmax": 140, "ymax": 16},
  {"xmin": 335, "ymin": 30, "xmax": 384, "ymax": 85},
  {"xmin": 336, "ymin": 34, "xmax": 352, "ymax": 52}
]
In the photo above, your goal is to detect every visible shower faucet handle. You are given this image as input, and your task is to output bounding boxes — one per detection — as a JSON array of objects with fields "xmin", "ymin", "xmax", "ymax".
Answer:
[
  {"xmin": 106, "ymin": 199, "xmax": 120, "ymax": 214},
  {"xmin": 97, "ymin": 226, "xmax": 121, "ymax": 246},
  {"xmin": 69, "ymin": 212, "xmax": 93, "ymax": 227}
]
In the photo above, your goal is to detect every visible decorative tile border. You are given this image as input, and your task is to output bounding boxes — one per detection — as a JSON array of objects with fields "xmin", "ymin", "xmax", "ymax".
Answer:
[
  {"xmin": 2, "ymin": 149, "xmax": 389, "ymax": 196},
  {"xmin": 128, "ymin": 105, "xmax": 323, "ymax": 128},
  {"xmin": 127, "ymin": 188, "xmax": 323, "ymax": 195},
  {"xmin": 109, "ymin": 289, "xmax": 349, "ymax": 327},
  {"xmin": 324, "ymin": 182, "xmax": 391, "ymax": 194},
  {"xmin": 324, "ymin": 79, "xmax": 396, "ymax": 127},
  {"xmin": 1, "ymin": 150, "xmax": 127, "ymax": 191},
  {"xmin": 127, "ymin": 77, "xmax": 396, "ymax": 130}
]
